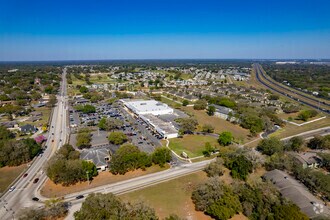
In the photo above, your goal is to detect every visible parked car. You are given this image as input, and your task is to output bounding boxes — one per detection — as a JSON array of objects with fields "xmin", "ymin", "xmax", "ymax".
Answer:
[
  {"xmin": 32, "ymin": 197, "xmax": 39, "ymax": 201},
  {"xmin": 76, "ymin": 195, "xmax": 84, "ymax": 200},
  {"xmin": 23, "ymin": 173, "xmax": 28, "ymax": 178},
  {"xmin": 33, "ymin": 178, "xmax": 39, "ymax": 184},
  {"xmin": 9, "ymin": 186, "xmax": 15, "ymax": 192}
]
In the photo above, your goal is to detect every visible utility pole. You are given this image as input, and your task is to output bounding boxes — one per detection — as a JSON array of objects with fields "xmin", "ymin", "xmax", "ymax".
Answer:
[{"xmin": 86, "ymin": 171, "xmax": 90, "ymax": 185}]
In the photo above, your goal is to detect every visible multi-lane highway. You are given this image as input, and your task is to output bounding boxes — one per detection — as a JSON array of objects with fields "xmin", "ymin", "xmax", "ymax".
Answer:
[
  {"xmin": 253, "ymin": 63, "xmax": 330, "ymax": 114},
  {"xmin": 0, "ymin": 68, "xmax": 68, "ymax": 220}
]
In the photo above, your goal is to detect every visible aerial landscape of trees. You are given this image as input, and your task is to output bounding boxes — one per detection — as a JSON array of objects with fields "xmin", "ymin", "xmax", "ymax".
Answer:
[
  {"xmin": 0, "ymin": 126, "xmax": 41, "ymax": 167},
  {"xmin": 46, "ymin": 144, "xmax": 97, "ymax": 186}
]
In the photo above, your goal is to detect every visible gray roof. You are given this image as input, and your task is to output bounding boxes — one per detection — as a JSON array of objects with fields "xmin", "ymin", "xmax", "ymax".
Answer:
[
  {"xmin": 210, "ymin": 104, "xmax": 233, "ymax": 115},
  {"xmin": 20, "ymin": 124, "xmax": 38, "ymax": 132},
  {"xmin": 264, "ymin": 169, "xmax": 330, "ymax": 219},
  {"xmin": 80, "ymin": 145, "xmax": 116, "ymax": 168}
]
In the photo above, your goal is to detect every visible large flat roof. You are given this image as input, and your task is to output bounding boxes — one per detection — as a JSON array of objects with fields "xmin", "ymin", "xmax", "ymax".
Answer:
[{"xmin": 122, "ymin": 99, "xmax": 173, "ymax": 115}]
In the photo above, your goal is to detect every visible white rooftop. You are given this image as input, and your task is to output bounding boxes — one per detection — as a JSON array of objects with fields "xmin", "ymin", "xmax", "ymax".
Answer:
[{"xmin": 122, "ymin": 99, "xmax": 174, "ymax": 115}]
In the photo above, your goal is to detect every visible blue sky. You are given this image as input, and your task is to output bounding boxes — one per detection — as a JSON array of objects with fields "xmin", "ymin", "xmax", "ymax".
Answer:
[{"xmin": 1, "ymin": 0, "xmax": 330, "ymax": 61}]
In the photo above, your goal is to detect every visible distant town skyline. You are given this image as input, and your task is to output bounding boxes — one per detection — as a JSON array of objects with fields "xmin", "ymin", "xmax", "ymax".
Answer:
[{"xmin": 1, "ymin": 0, "xmax": 330, "ymax": 61}]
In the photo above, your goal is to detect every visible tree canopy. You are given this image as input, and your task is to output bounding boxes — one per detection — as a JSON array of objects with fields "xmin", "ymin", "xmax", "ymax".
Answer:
[
  {"xmin": 218, "ymin": 131, "xmax": 233, "ymax": 146},
  {"xmin": 74, "ymin": 193, "xmax": 158, "ymax": 220},
  {"xmin": 108, "ymin": 131, "xmax": 128, "ymax": 145}
]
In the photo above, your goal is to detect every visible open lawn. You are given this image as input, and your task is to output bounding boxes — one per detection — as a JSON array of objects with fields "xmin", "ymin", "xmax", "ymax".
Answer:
[
  {"xmin": 120, "ymin": 171, "xmax": 211, "ymax": 220},
  {"xmin": 41, "ymin": 165, "xmax": 169, "ymax": 198},
  {"xmin": 182, "ymin": 106, "xmax": 254, "ymax": 144},
  {"xmin": 0, "ymin": 164, "xmax": 27, "ymax": 193},
  {"xmin": 89, "ymin": 73, "xmax": 116, "ymax": 84},
  {"xmin": 168, "ymin": 134, "xmax": 219, "ymax": 158},
  {"xmin": 271, "ymin": 117, "xmax": 330, "ymax": 139},
  {"xmin": 120, "ymin": 171, "xmax": 246, "ymax": 220},
  {"xmin": 161, "ymin": 96, "xmax": 182, "ymax": 109}
]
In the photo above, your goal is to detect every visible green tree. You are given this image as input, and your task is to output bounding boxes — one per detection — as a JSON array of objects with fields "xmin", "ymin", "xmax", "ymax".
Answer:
[
  {"xmin": 182, "ymin": 100, "xmax": 189, "ymax": 106},
  {"xmin": 99, "ymin": 118, "xmax": 123, "ymax": 131},
  {"xmin": 225, "ymin": 155, "xmax": 253, "ymax": 180},
  {"xmin": 307, "ymin": 135, "xmax": 330, "ymax": 150},
  {"xmin": 193, "ymin": 99, "xmax": 208, "ymax": 110},
  {"xmin": 151, "ymin": 147, "xmax": 172, "ymax": 167},
  {"xmin": 257, "ymin": 137, "xmax": 284, "ymax": 156},
  {"xmin": 202, "ymin": 142, "xmax": 215, "ymax": 157},
  {"xmin": 218, "ymin": 131, "xmax": 233, "ymax": 146},
  {"xmin": 79, "ymin": 86, "xmax": 89, "ymax": 93},
  {"xmin": 318, "ymin": 153, "xmax": 330, "ymax": 171},
  {"xmin": 206, "ymin": 105, "xmax": 216, "ymax": 116},
  {"xmin": 204, "ymin": 157, "xmax": 224, "ymax": 177},
  {"xmin": 202, "ymin": 124, "xmax": 215, "ymax": 133},
  {"xmin": 240, "ymin": 114, "xmax": 264, "ymax": 135},
  {"xmin": 109, "ymin": 144, "xmax": 151, "ymax": 175},
  {"xmin": 44, "ymin": 85, "xmax": 54, "ymax": 94},
  {"xmin": 273, "ymin": 204, "xmax": 309, "ymax": 220},
  {"xmin": 47, "ymin": 94, "xmax": 57, "ymax": 107},
  {"xmin": 192, "ymin": 178, "xmax": 241, "ymax": 219},
  {"xmin": 206, "ymin": 190, "xmax": 242, "ymax": 220},
  {"xmin": 74, "ymin": 193, "xmax": 158, "ymax": 220},
  {"xmin": 76, "ymin": 132, "xmax": 92, "ymax": 149},
  {"xmin": 108, "ymin": 131, "xmax": 128, "ymax": 145},
  {"xmin": 177, "ymin": 117, "xmax": 198, "ymax": 134},
  {"xmin": 285, "ymin": 136, "xmax": 304, "ymax": 152},
  {"xmin": 0, "ymin": 125, "xmax": 14, "ymax": 140}
]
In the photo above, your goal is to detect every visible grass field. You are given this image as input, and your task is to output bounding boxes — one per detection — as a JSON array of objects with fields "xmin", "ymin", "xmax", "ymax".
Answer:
[
  {"xmin": 120, "ymin": 171, "xmax": 211, "ymax": 220},
  {"xmin": 41, "ymin": 165, "xmax": 169, "ymax": 198},
  {"xmin": 16, "ymin": 106, "xmax": 51, "ymax": 128},
  {"xmin": 89, "ymin": 73, "xmax": 116, "ymax": 84},
  {"xmin": 271, "ymin": 117, "xmax": 330, "ymax": 139},
  {"xmin": 168, "ymin": 134, "xmax": 220, "ymax": 158},
  {"xmin": 161, "ymin": 96, "xmax": 182, "ymax": 109},
  {"xmin": 0, "ymin": 164, "xmax": 27, "ymax": 193},
  {"xmin": 120, "ymin": 171, "xmax": 246, "ymax": 220},
  {"xmin": 182, "ymin": 106, "xmax": 254, "ymax": 144}
]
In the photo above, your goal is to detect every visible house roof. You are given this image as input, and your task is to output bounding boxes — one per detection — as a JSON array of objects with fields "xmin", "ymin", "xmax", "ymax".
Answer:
[
  {"xmin": 264, "ymin": 169, "xmax": 330, "ymax": 219},
  {"xmin": 294, "ymin": 152, "xmax": 322, "ymax": 165},
  {"xmin": 80, "ymin": 145, "xmax": 117, "ymax": 167},
  {"xmin": 20, "ymin": 124, "xmax": 37, "ymax": 132},
  {"xmin": 210, "ymin": 104, "xmax": 233, "ymax": 115}
]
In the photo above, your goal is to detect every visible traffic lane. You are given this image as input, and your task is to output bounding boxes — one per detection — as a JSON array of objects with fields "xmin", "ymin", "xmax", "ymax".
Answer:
[
  {"xmin": 62, "ymin": 159, "xmax": 214, "ymax": 202},
  {"xmin": 0, "ymin": 69, "xmax": 68, "ymax": 219}
]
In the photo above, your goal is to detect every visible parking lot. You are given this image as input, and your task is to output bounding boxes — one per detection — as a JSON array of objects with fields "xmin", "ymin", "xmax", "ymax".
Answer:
[{"xmin": 69, "ymin": 101, "xmax": 162, "ymax": 153}]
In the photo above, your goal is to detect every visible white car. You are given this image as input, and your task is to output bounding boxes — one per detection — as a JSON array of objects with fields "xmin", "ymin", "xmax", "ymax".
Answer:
[{"xmin": 9, "ymin": 186, "xmax": 15, "ymax": 192}]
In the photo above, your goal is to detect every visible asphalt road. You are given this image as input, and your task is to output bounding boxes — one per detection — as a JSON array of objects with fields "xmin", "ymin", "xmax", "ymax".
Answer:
[
  {"xmin": 253, "ymin": 63, "xmax": 330, "ymax": 114},
  {"xmin": 281, "ymin": 126, "xmax": 330, "ymax": 141},
  {"xmin": 62, "ymin": 159, "xmax": 214, "ymax": 219},
  {"xmin": 0, "ymin": 68, "xmax": 69, "ymax": 220}
]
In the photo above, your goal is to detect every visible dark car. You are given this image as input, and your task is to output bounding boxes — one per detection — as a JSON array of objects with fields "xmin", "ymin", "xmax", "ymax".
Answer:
[
  {"xmin": 32, "ymin": 197, "xmax": 39, "ymax": 201},
  {"xmin": 76, "ymin": 195, "xmax": 84, "ymax": 200},
  {"xmin": 23, "ymin": 173, "xmax": 28, "ymax": 178},
  {"xmin": 33, "ymin": 178, "xmax": 39, "ymax": 184}
]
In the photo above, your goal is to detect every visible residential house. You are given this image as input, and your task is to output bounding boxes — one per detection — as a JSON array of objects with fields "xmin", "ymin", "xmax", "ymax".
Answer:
[
  {"xmin": 20, "ymin": 124, "xmax": 38, "ymax": 134},
  {"xmin": 210, "ymin": 104, "xmax": 234, "ymax": 120},
  {"xmin": 293, "ymin": 152, "xmax": 323, "ymax": 169}
]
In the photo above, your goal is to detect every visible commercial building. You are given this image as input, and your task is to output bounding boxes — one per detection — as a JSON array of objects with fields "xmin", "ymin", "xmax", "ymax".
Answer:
[
  {"xmin": 121, "ymin": 99, "xmax": 178, "ymax": 139},
  {"xmin": 121, "ymin": 99, "xmax": 173, "ymax": 116}
]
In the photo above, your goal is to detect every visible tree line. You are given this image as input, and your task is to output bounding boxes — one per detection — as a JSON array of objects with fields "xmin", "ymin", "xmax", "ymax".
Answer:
[{"xmin": 0, "ymin": 126, "xmax": 41, "ymax": 167}]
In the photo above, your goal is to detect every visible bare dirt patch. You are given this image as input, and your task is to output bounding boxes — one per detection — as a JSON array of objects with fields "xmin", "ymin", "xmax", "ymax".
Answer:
[
  {"xmin": 0, "ymin": 164, "xmax": 27, "ymax": 193},
  {"xmin": 41, "ymin": 165, "xmax": 168, "ymax": 198}
]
